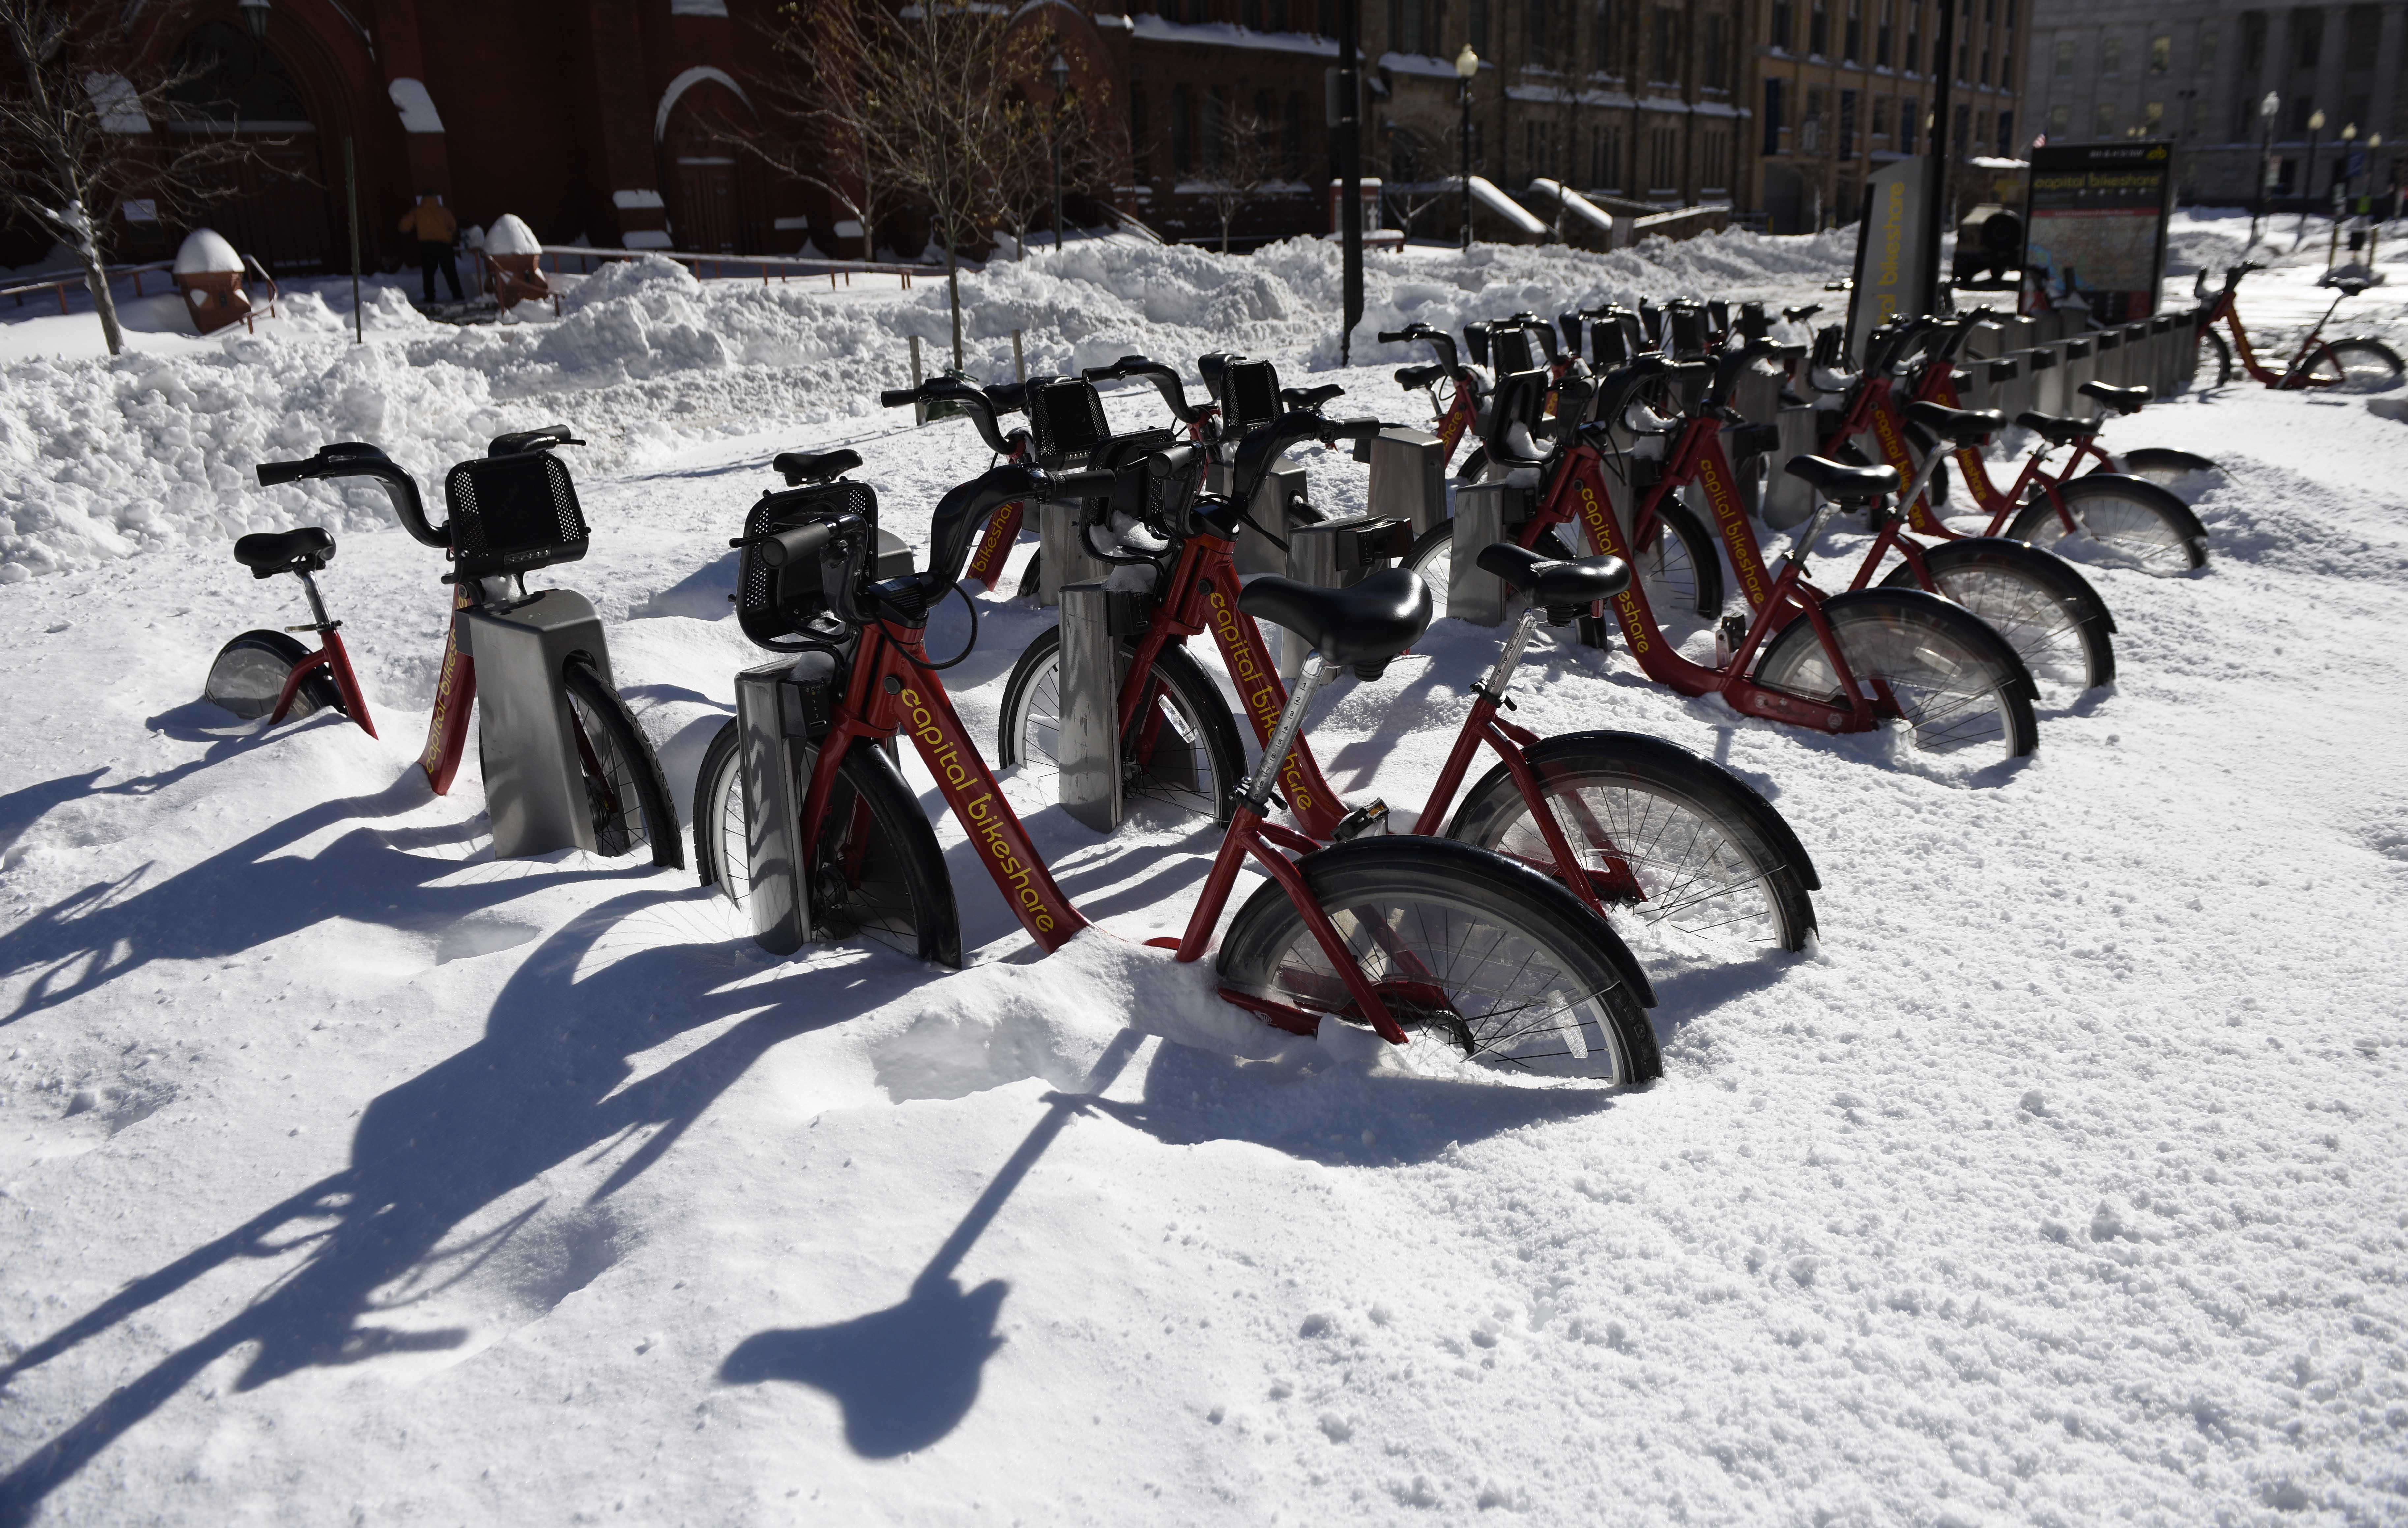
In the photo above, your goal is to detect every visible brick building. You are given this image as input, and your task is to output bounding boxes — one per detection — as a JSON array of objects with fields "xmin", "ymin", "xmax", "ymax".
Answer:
[
  {"xmin": 1750, "ymin": 0, "xmax": 2027, "ymax": 231},
  {"xmin": 2019, "ymin": 0, "xmax": 2403, "ymax": 207}
]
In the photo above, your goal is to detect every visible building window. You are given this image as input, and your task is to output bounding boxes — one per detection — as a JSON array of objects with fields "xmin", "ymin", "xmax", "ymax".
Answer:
[
  {"xmin": 2288, "ymin": 95, "xmax": 2312, "ymax": 133},
  {"xmin": 2148, "ymin": 33, "xmax": 2168, "ymax": 74},
  {"xmin": 2093, "ymin": 101, "xmax": 2115, "ymax": 137},
  {"xmin": 1872, "ymin": 95, "xmax": 1889, "ymax": 137},
  {"xmin": 1527, "ymin": 0, "xmax": 1551, "ymax": 61},
  {"xmin": 1285, "ymin": 91, "xmax": 1304, "ymax": 174},
  {"xmin": 2238, "ymin": 10, "xmax": 2263, "ymax": 73},
  {"xmin": 1804, "ymin": 86, "xmax": 1824, "ymax": 151},
  {"xmin": 1320, "ymin": 0, "xmax": 1336, "ymax": 33},
  {"xmin": 1171, "ymin": 84, "xmax": 1192, "ymax": 171},
  {"xmin": 1900, "ymin": 95, "xmax": 1918, "ymax": 150},
  {"xmin": 1594, "ymin": 0, "xmax": 1613, "ymax": 68},
  {"xmin": 1704, "ymin": 12, "xmax": 1727, "ymax": 86},
  {"xmin": 1978, "ymin": 45, "xmax": 1988, "ymax": 83},
  {"xmin": 2141, "ymin": 100, "xmax": 2162, "ymax": 137},
  {"xmin": 1652, "ymin": 5, "xmax": 1677, "ymax": 77},
  {"xmin": 1839, "ymin": 87, "xmax": 1857, "ymax": 156},
  {"xmin": 2101, "ymin": 35, "xmax": 2120, "ymax": 74},
  {"xmin": 2047, "ymin": 102, "xmax": 2068, "ymax": 135},
  {"xmin": 1244, "ymin": 0, "xmax": 1262, "ymax": 26},
  {"xmin": 2196, "ymin": 23, "xmax": 2216, "ymax": 72},
  {"xmin": 1132, "ymin": 86, "xmax": 1152, "ymax": 179},
  {"xmin": 1808, "ymin": 0, "xmax": 1827, "ymax": 55},
  {"xmin": 1995, "ymin": 107, "xmax": 2011, "ymax": 152},
  {"xmin": 1844, "ymin": 0, "xmax": 1860, "ymax": 61},
  {"xmin": 1467, "ymin": 0, "xmax": 1486, "ymax": 47},
  {"xmin": 2293, "ymin": 9, "xmax": 2320, "ymax": 68},
  {"xmin": 1904, "ymin": 3, "xmax": 1919, "ymax": 71},
  {"xmin": 1876, "ymin": 0, "xmax": 1892, "ymax": 66},
  {"xmin": 1650, "ymin": 125, "xmax": 1678, "ymax": 188},
  {"xmin": 1772, "ymin": 0, "xmax": 1792, "ymax": 49},
  {"xmin": 1763, "ymin": 77, "xmax": 1784, "ymax": 152},
  {"xmin": 1953, "ymin": 100, "xmax": 1969, "ymax": 152}
]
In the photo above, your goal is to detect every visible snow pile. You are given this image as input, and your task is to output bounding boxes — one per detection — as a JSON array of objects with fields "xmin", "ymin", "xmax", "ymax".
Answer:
[
  {"xmin": 535, "ymin": 255, "xmax": 731, "ymax": 381},
  {"xmin": 484, "ymin": 213, "xmax": 542, "ymax": 257},
  {"xmin": 170, "ymin": 229, "xmax": 242, "ymax": 276}
]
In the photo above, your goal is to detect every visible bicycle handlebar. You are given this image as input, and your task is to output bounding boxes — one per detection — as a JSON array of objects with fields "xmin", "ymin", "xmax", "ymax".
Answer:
[
  {"xmin": 1378, "ymin": 323, "xmax": 1464, "ymax": 375},
  {"xmin": 881, "ymin": 379, "xmax": 1015, "ymax": 455},
  {"xmin": 754, "ymin": 520, "xmax": 835, "ymax": 570},
  {"xmin": 488, "ymin": 423, "xmax": 582, "ymax": 457},
  {"xmin": 1081, "ymin": 355, "xmax": 1210, "ymax": 425},
  {"xmin": 253, "ymin": 442, "xmax": 444, "ymax": 548}
]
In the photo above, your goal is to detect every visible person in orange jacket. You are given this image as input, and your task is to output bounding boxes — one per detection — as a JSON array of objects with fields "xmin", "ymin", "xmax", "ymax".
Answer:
[{"xmin": 400, "ymin": 191, "xmax": 462, "ymax": 303}]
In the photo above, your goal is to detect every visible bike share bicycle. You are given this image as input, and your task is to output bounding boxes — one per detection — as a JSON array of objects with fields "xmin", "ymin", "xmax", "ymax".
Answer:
[
  {"xmin": 689, "ymin": 383, "xmax": 1663, "ymax": 1078},
  {"xmin": 207, "ymin": 426, "xmax": 682, "ymax": 865},
  {"xmin": 2191, "ymin": 262, "xmax": 2404, "ymax": 391},
  {"xmin": 987, "ymin": 362, "xmax": 1822, "ymax": 961}
]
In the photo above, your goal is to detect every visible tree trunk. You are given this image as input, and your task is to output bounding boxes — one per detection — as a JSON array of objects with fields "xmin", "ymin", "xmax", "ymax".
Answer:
[
  {"xmin": 944, "ymin": 236, "xmax": 964, "ymax": 370},
  {"xmin": 63, "ymin": 200, "xmax": 124, "ymax": 357}
]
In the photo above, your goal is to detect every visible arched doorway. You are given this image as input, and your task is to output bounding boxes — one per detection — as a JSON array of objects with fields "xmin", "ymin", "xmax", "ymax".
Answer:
[
  {"xmin": 658, "ymin": 77, "xmax": 756, "ymax": 254},
  {"xmin": 165, "ymin": 21, "xmax": 335, "ymax": 272}
]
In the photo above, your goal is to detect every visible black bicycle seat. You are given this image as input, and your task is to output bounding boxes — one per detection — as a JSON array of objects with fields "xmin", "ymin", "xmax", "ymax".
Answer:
[
  {"xmin": 233, "ymin": 526, "xmax": 334, "ymax": 577},
  {"xmin": 1475, "ymin": 543, "xmax": 1631, "ymax": 609},
  {"xmin": 1903, "ymin": 400, "xmax": 2007, "ymax": 444},
  {"xmin": 2077, "ymin": 380, "xmax": 2151, "ymax": 414},
  {"xmin": 1782, "ymin": 304, "xmax": 1823, "ymax": 323},
  {"xmin": 773, "ymin": 448, "xmax": 862, "ymax": 485},
  {"xmin": 2335, "ymin": 278, "xmax": 2369, "ymax": 297},
  {"xmin": 1239, "ymin": 568, "xmax": 1432, "ymax": 671},
  {"xmin": 2014, "ymin": 410, "xmax": 2095, "ymax": 445},
  {"xmin": 1395, "ymin": 363, "xmax": 1447, "ymax": 391},
  {"xmin": 1280, "ymin": 383, "xmax": 1346, "ymax": 412},
  {"xmin": 1785, "ymin": 455, "xmax": 1898, "ymax": 503}
]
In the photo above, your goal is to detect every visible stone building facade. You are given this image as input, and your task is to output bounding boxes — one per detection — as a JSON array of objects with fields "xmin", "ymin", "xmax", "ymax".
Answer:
[
  {"xmin": 1750, "ymin": 0, "xmax": 2030, "ymax": 231},
  {"xmin": 2018, "ymin": 0, "xmax": 2404, "ymax": 206}
]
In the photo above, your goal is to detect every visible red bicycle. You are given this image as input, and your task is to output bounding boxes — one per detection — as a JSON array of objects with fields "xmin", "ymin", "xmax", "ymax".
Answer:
[
  {"xmin": 689, "ymin": 397, "xmax": 1663, "ymax": 1078},
  {"xmin": 983, "ymin": 381, "xmax": 1824, "ymax": 960},
  {"xmin": 201, "ymin": 526, "xmax": 378, "ymax": 736},
  {"xmin": 2191, "ymin": 263, "xmax": 2403, "ymax": 391}
]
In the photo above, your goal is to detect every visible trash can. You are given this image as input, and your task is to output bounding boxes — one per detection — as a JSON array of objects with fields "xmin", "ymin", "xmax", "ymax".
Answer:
[{"xmin": 173, "ymin": 228, "xmax": 251, "ymax": 336}]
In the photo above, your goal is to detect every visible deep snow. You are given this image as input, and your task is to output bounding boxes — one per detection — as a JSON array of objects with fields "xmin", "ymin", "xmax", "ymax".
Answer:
[{"xmin": 0, "ymin": 215, "xmax": 2405, "ymax": 1526}]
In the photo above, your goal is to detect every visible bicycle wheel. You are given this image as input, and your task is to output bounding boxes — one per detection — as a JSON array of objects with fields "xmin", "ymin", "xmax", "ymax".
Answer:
[
  {"xmin": 1403, "ymin": 521, "xmax": 1454, "ymax": 621},
  {"xmin": 2007, "ymin": 474, "xmax": 2208, "ymax": 576},
  {"xmin": 1879, "ymin": 537, "xmax": 2115, "ymax": 696},
  {"xmin": 2300, "ymin": 338, "xmax": 2406, "ymax": 392},
  {"xmin": 1445, "ymin": 731, "xmax": 1817, "ymax": 956},
  {"xmin": 2202, "ymin": 328, "xmax": 2234, "ymax": 387},
  {"xmin": 1751, "ymin": 588, "xmax": 2039, "ymax": 760},
  {"xmin": 204, "ymin": 630, "xmax": 342, "ymax": 722},
  {"xmin": 562, "ymin": 658, "xmax": 683, "ymax": 868},
  {"xmin": 1643, "ymin": 497, "xmax": 1724, "ymax": 619},
  {"xmin": 691, "ymin": 718, "xmax": 962, "ymax": 966},
  {"xmin": 1215, "ymin": 836, "xmax": 1661, "ymax": 1081},
  {"xmin": 996, "ymin": 627, "xmax": 1245, "ymax": 825},
  {"xmin": 691, "ymin": 717, "xmax": 750, "ymax": 900}
]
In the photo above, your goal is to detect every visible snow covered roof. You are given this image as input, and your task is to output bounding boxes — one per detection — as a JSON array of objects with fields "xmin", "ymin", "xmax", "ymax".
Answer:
[
  {"xmin": 173, "ymin": 228, "xmax": 242, "ymax": 275},
  {"xmin": 485, "ymin": 214, "xmax": 541, "ymax": 257}
]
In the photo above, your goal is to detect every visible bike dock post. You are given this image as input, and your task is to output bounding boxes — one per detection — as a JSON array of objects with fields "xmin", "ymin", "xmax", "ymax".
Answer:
[
  {"xmin": 1761, "ymin": 405, "xmax": 1824, "ymax": 530},
  {"xmin": 1055, "ymin": 583, "xmax": 1124, "ymax": 832},
  {"xmin": 1988, "ymin": 354, "xmax": 2029, "ymax": 420},
  {"xmin": 734, "ymin": 660, "xmax": 813, "ymax": 953},
  {"xmin": 2061, "ymin": 336, "xmax": 2097, "ymax": 404},
  {"xmin": 1231, "ymin": 459, "xmax": 1309, "ymax": 576},
  {"xmin": 2028, "ymin": 343, "xmax": 2065, "ymax": 416},
  {"xmin": 1368, "ymin": 427, "xmax": 1448, "ymax": 541},
  {"xmin": 1037, "ymin": 490, "xmax": 1111, "ymax": 607},
  {"xmin": 1447, "ymin": 483, "xmax": 1527, "ymax": 625},
  {"xmin": 460, "ymin": 591, "xmax": 614, "ymax": 859}
]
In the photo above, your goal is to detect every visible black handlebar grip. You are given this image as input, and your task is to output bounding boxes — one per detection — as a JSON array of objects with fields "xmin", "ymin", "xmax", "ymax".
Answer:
[
  {"xmin": 255, "ymin": 460, "xmax": 311, "ymax": 486},
  {"xmin": 878, "ymin": 388, "xmax": 917, "ymax": 408},
  {"xmin": 757, "ymin": 521, "xmax": 836, "ymax": 570},
  {"xmin": 1376, "ymin": 330, "xmax": 1410, "ymax": 343},
  {"xmin": 1145, "ymin": 444, "xmax": 1202, "ymax": 479},
  {"xmin": 1049, "ymin": 467, "xmax": 1118, "ymax": 499}
]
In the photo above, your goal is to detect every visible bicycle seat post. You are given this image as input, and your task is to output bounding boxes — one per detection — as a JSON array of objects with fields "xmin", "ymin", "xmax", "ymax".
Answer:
[{"xmin": 292, "ymin": 569, "xmax": 336, "ymax": 631}]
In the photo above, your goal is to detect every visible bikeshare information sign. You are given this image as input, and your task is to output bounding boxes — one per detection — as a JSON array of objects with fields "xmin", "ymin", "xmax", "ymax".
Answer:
[
  {"xmin": 2020, "ymin": 141, "xmax": 2173, "ymax": 324},
  {"xmin": 1846, "ymin": 157, "xmax": 1929, "ymax": 364}
]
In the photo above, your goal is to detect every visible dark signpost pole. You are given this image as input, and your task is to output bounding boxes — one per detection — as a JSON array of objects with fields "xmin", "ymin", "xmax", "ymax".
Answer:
[
  {"xmin": 1337, "ymin": 0, "xmax": 1363, "ymax": 364},
  {"xmin": 1916, "ymin": 0, "xmax": 1959, "ymax": 321}
]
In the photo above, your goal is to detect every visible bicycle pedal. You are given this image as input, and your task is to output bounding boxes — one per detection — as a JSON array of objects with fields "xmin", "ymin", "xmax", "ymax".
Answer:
[{"xmin": 1332, "ymin": 800, "xmax": 1390, "ymax": 842}]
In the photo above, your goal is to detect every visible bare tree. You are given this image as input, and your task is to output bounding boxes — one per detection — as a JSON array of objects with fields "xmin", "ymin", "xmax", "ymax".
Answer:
[
  {"xmin": 1194, "ymin": 108, "xmax": 1282, "ymax": 255},
  {"xmin": 737, "ymin": 1, "xmax": 897, "ymax": 265},
  {"xmin": 993, "ymin": 85, "xmax": 1114, "ymax": 260},
  {"xmin": 0, "ymin": 0, "xmax": 244, "ymax": 355}
]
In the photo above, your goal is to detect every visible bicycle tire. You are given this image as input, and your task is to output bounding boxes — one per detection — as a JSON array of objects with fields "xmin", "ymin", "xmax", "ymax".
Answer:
[
  {"xmin": 562, "ymin": 658, "xmax": 683, "ymax": 868},
  {"xmin": 1445, "ymin": 730, "xmax": 1818, "ymax": 956},
  {"xmin": 1214, "ymin": 836, "xmax": 1662, "ymax": 1081},
  {"xmin": 1751, "ymin": 587, "xmax": 2040, "ymax": 760},
  {"xmin": 1645, "ymin": 496, "xmax": 1724, "ymax": 619},
  {"xmin": 2202, "ymin": 328, "xmax": 2234, "ymax": 387},
  {"xmin": 2006, "ymin": 473, "xmax": 2208, "ymax": 576},
  {"xmin": 996, "ymin": 626, "xmax": 1246, "ymax": 825},
  {"xmin": 1403, "ymin": 520, "xmax": 1455, "ymax": 621},
  {"xmin": 1878, "ymin": 536, "xmax": 2115, "ymax": 696},
  {"xmin": 2114, "ymin": 447, "xmax": 2220, "ymax": 487},
  {"xmin": 692, "ymin": 717, "xmax": 963, "ymax": 966},
  {"xmin": 2302, "ymin": 338, "xmax": 2405, "ymax": 392},
  {"xmin": 204, "ymin": 630, "xmax": 343, "ymax": 722}
]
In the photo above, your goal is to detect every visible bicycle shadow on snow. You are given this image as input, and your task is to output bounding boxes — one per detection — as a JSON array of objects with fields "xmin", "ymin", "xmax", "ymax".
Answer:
[
  {"xmin": 0, "ymin": 894, "xmax": 910, "ymax": 1525},
  {"xmin": 719, "ymin": 1019, "xmax": 1630, "ymax": 1460}
]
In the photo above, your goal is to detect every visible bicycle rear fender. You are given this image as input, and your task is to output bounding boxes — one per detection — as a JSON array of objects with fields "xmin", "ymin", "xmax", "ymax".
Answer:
[
  {"xmin": 2056, "ymin": 472, "xmax": 2209, "ymax": 551},
  {"xmin": 1913, "ymin": 534, "xmax": 2120, "ymax": 635}
]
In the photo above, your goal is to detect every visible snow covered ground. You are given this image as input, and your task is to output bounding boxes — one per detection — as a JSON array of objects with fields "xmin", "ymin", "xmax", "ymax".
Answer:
[{"xmin": 2, "ymin": 216, "xmax": 2406, "ymax": 1525}]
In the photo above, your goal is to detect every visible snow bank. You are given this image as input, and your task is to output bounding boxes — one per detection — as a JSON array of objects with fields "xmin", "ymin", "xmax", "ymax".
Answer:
[{"xmin": 0, "ymin": 227, "xmax": 1855, "ymax": 581}]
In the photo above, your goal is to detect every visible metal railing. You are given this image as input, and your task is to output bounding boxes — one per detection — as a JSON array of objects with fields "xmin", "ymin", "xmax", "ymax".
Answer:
[
  {"xmin": 1, "ymin": 259, "xmax": 175, "ymax": 313},
  {"xmin": 522, "ymin": 245, "xmax": 944, "ymax": 290}
]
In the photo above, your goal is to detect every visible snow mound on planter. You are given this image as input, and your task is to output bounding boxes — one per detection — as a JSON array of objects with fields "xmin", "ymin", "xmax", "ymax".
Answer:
[
  {"xmin": 484, "ymin": 213, "xmax": 542, "ymax": 257},
  {"xmin": 535, "ymin": 255, "xmax": 729, "ymax": 382},
  {"xmin": 173, "ymin": 229, "xmax": 243, "ymax": 275}
]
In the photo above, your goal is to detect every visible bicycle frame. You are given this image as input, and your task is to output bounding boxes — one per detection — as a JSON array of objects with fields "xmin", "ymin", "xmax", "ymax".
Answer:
[
  {"xmin": 267, "ymin": 570, "xmax": 378, "ymax": 738},
  {"xmin": 804, "ymin": 610, "xmax": 1417, "ymax": 1042}
]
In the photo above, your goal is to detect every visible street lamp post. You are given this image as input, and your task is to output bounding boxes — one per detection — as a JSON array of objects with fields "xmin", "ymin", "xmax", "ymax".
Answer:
[
  {"xmin": 2330, "ymin": 122, "xmax": 2357, "ymax": 270},
  {"xmin": 2297, "ymin": 109, "xmax": 2325, "ymax": 240},
  {"xmin": 2252, "ymin": 91, "xmax": 2278, "ymax": 245},
  {"xmin": 1048, "ymin": 54, "xmax": 1070, "ymax": 252},
  {"xmin": 1455, "ymin": 44, "xmax": 1479, "ymax": 250}
]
